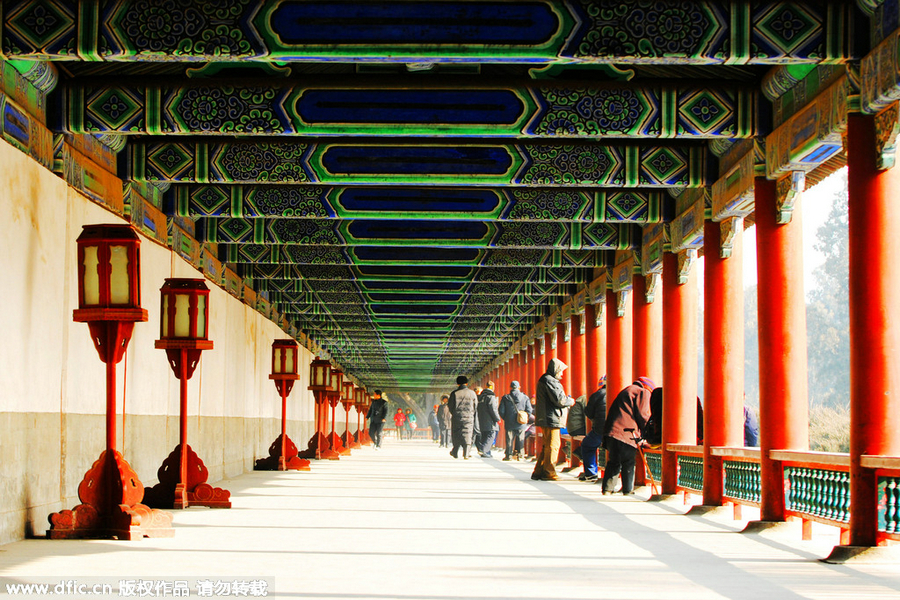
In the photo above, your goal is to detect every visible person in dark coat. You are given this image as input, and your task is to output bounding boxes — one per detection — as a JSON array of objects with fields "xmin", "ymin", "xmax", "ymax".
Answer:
[
  {"xmin": 499, "ymin": 380, "xmax": 532, "ymax": 461},
  {"xmin": 601, "ymin": 377, "xmax": 653, "ymax": 495},
  {"xmin": 645, "ymin": 387, "xmax": 663, "ymax": 445},
  {"xmin": 368, "ymin": 390, "xmax": 389, "ymax": 450},
  {"xmin": 743, "ymin": 404, "xmax": 759, "ymax": 447},
  {"xmin": 531, "ymin": 358, "xmax": 574, "ymax": 481},
  {"xmin": 437, "ymin": 395, "xmax": 452, "ymax": 447},
  {"xmin": 476, "ymin": 382, "xmax": 501, "ymax": 457},
  {"xmin": 428, "ymin": 404, "xmax": 440, "ymax": 443},
  {"xmin": 578, "ymin": 376, "xmax": 607, "ymax": 481},
  {"xmin": 448, "ymin": 375, "xmax": 477, "ymax": 459}
]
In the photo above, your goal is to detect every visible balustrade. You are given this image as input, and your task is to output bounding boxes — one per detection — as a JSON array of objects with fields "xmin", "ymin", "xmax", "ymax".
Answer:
[
  {"xmin": 784, "ymin": 467, "xmax": 851, "ymax": 525},
  {"xmin": 724, "ymin": 460, "xmax": 761, "ymax": 505},
  {"xmin": 677, "ymin": 455, "xmax": 704, "ymax": 492}
]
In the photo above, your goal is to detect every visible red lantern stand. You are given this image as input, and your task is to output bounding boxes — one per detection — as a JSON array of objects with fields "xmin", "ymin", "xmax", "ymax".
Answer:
[
  {"xmin": 300, "ymin": 358, "xmax": 339, "ymax": 459},
  {"xmin": 353, "ymin": 387, "xmax": 368, "ymax": 446},
  {"xmin": 49, "ymin": 225, "xmax": 173, "ymax": 539},
  {"xmin": 326, "ymin": 369, "xmax": 351, "ymax": 456},
  {"xmin": 143, "ymin": 279, "xmax": 230, "ymax": 509},
  {"xmin": 341, "ymin": 381, "xmax": 362, "ymax": 450},
  {"xmin": 255, "ymin": 339, "xmax": 311, "ymax": 471},
  {"xmin": 361, "ymin": 394, "xmax": 373, "ymax": 445}
]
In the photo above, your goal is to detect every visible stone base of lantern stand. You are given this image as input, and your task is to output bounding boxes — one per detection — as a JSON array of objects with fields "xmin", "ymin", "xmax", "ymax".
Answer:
[
  {"xmin": 341, "ymin": 431, "xmax": 362, "ymax": 450},
  {"xmin": 48, "ymin": 314, "xmax": 174, "ymax": 539},
  {"xmin": 254, "ymin": 434, "xmax": 311, "ymax": 471}
]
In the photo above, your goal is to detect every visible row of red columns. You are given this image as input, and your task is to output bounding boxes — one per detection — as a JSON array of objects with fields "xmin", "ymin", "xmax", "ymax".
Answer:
[{"xmin": 483, "ymin": 114, "xmax": 899, "ymax": 546}]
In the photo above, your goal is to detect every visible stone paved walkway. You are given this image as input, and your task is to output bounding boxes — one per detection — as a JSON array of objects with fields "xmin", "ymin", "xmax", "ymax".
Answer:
[{"xmin": 1, "ymin": 440, "xmax": 899, "ymax": 599}]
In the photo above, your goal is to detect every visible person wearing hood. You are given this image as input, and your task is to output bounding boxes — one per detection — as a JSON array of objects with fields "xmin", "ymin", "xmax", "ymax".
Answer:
[
  {"xmin": 578, "ymin": 376, "xmax": 607, "ymax": 481},
  {"xmin": 476, "ymin": 381, "xmax": 501, "ymax": 457},
  {"xmin": 448, "ymin": 375, "xmax": 477, "ymax": 459},
  {"xmin": 368, "ymin": 390, "xmax": 389, "ymax": 450},
  {"xmin": 499, "ymin": 380, "xmax": 532, "ymax": 460},
  {"xmin": 601, "ymin": 377, "xmax": 654, "ymax": 495},
  {"xmin": 437, "ymin": 395, "xmax": 452, "ymax": 447},
  {"xmin": 531, "ymin": 358, "xmax": 575, "ymax": 481}
]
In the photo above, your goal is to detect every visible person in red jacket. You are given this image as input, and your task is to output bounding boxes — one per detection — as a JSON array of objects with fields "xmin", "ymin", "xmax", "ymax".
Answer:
[
  {"xmin": 393, "ymin": 408, "xmax": 407, "ymax": 439},
  {"xmin": 601, "ymin": 377, "xmax": 654, "ymax": 495}
]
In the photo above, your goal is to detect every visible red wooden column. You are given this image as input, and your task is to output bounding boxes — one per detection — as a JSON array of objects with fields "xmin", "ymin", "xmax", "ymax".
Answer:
[
  {"xmin": 557, "ymin": 322, "xmax": 572, "ymax": 391},
  {"xmin": 633, "ymin": 274, "xmax": 662, "ymax": 383},
  {"xmin": 532, "ymin": 340, "xmax": 543, "ymax": 397},
  {"xmin": 570, "ymin": 314, "xmax": 587, "ymax": 399},
  {"xmin": 661, "ymin": 252, "xmax": 699, "ymax": 494},
  {"xmin": 584, "ymin": 303, "xmax": 606, "ymax": 395},
  {"xmin": 703, "ymin": 219, "xmax": 744, "ymax": 506},
  {"xmin": 520, "ymin": 349, "xmax": 529, "ymax": 395},
  {"xmin": 847, "ymin": 114, "xmax": 900, "ymax": 546},
  {"xmin": 606, "ymin": 289, "xmax": 632, "ymax": 407},
  {"xmin": 755, "ymin": 177, "xmax": 808, "ymax": 521}
]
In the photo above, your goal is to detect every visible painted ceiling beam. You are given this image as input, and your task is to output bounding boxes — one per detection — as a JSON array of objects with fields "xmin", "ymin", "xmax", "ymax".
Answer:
[
  {"xmin": 205, "ymin": 218, "xmax": 634, "ymax": 250},
  {"xmin": 62, "ymin": 80, "xmax": 756, "ymax": 139},
  {"xmin": 170, "ymin": 184, "xmax": 664, "ymax": 223},
  {"xmin": 242, "ymin": 249, "xmax": 606, "ymax": 271},
  {"xmin": 127, "ymin": 138, "xmax": 707, "ymax": 187},
  {"xmin": 1, "ymin": 1, "xmax": 853, "ymax": 64}
]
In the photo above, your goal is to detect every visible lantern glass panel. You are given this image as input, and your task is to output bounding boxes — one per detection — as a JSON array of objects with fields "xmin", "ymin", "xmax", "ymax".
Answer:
[
  {"xmin": 285, "ymin": 348, "xmax": 294, "ymax": 374},
  {"xmin": 174, "ymin": 293, "xmax": 191, "ymax": 337},
  {"xmin": 197, "ymin": 295, "xmax": 206, "ymax": 338},
  {"xmin": 274, "ymin": 348, "xmax": 283, "ymax": 374},
  {"xmin": 162, "ymin": 294, "xmax": 170, "ymax": 337},
  {"xmin": 83, "ymin": 246, "xmax": 100, "ymax": 305},
  {"xmin": 109, "ymin": 245, "xmax": 130, "ymax": 304}
]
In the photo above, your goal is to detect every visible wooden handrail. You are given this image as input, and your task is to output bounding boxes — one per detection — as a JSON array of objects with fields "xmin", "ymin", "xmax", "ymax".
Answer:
[
  {"xmin": 709, "ymin": 447, "xmax": 762, "ymax": 460},
  {"xmin": 859, "ymin": 455, "xmax": 900, "ymax": 470},
  {"xmin": 769, "ymin": 450, "xmax": 850, "ymax": 468},
  {"xmin": 666, "ymin": 444, "xmax": 703, "ymax": 455}
]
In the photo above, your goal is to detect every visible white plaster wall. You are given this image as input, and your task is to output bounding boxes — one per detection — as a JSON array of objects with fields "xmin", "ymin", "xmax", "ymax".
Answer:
[{"xmin": 0, "ymin": 140, "xmax": 348, "ymax": 544}]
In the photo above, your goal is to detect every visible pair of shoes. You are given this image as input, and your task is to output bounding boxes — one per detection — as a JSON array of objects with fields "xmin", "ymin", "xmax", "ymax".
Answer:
[
  {"xmin": 531, "ymin": 473, "xmax": 541, "ymax": 480},
  {"xmin": 502, "ymin": 456, "xmax": 511, "ymax": 461},
  {"xmin": 463, "ymin": 456, "xmax": 470, "ymax": 460},
  {"xmin": 477, "ymin": 452, "xmax": 486, "ymax": 458},
  {"xmin": 601, "ymin": 490, "xmax": 611, "ymax": 495},
  {"xmin": 450, "ymin": 451, "xmax": 457, "ymax": 459},
  {"xmin": 578, "ymin": 473, "xmax": 598, "ymax": 482}
]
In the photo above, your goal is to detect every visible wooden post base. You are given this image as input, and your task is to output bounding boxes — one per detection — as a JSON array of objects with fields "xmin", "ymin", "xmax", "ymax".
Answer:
[
  {"xmin": 299, "ymin": 431, "xmax": 340, "ymax": 460},
  {"xmin": 253, "ymin": 434, "xmax": 311, "ymax": 472},
  {"xmin": 342, "ymin": 431, "xmax": 362, "ymax": 449},
  {"xmin": 326, "ymin": 432, "xmax": 351, "ymax": 456},
  {"xmin": 47, "ymin": 450, "xmax": 174, "ymax": 539},
  {"xmin": 144, "ymin": 444, "xmax": 232, "ymax": 509}
]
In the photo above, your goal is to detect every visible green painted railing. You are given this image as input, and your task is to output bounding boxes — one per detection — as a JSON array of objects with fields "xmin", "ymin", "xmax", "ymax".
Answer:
[
  {"xmin": 677, "ymin": 455, "xmax": 704, "ymax": 492},
  {"xmin": 724, "ymin": 460, "xmax": 761, "ymax": 505},
  {"xmin": 878, "ymin": 476, "xmax": 900, "ymax": 534},
  {"xmin": 784, "ymin": 467, "xmax": 850, "ymax": 524},
  {"xmin": 645, "ymin": 451, "xmax": 662, "ymax": 484}
]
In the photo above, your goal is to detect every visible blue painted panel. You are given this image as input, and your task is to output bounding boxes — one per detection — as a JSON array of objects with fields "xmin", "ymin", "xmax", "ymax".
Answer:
[
  {"xmin": 356, "ymin": 265, "xmax": 475, "ymax": 277},
  {"xmin": 347, "ymin": 220, "xmax": 489, "ymax": 240},
  {"xmin": 321, "ymin": 145, "xmax": 513, "ymax": 175},
  {"xmin": 339, "ymin": 187, "xmax": 502, "ymax": 213},
  {"xmin": 271, "ymin": 2, "xmax": 559, "ymax": 44},
  {"xmin": 367, "ymin": 293, "xmax": 463, "ymax": 302},
  {"xmin": 3, "ymin": 101, "xmax": 30, "ymax": 147},
  {"xmin": 298, "ymin": 90, "xmax": 524, "ymax": 125},
  {"xmin": 371, "ymin": 304, "xmax": 457, "ymax": 314},
  {"xmin": 353, "ymin": 247, "xmax": 481, "ymax": 262},
  {"xmin": 364, "ymin": 281, "xmax": 466, "ymax": 291}
]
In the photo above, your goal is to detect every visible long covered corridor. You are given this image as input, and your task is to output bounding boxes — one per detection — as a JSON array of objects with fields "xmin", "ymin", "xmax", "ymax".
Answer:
[{"xmin": 1, "ymin": 442, "xmax": 898, "ymax": 600}]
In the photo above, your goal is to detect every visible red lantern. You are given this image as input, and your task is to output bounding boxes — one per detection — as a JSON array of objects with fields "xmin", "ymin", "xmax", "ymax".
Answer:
[
  {"xmin": 254, "ymin": 340, "xmax": 309, "ymax": 472},
  {"xmin": 308, "ymin": 358, "xmax": 331, "ymax": 391}
]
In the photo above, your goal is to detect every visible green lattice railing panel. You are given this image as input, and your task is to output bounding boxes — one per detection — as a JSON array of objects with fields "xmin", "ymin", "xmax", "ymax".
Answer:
[
  {"xmin": 785, "ymin": 467, "xmax": 850, "ymax": 524},
  {"xmin": 677, "ymin": 455, "xmax": 703, "ymax": 492},
  {"xmin": 645, "ymin": 451, "xmax": 662, "ymax": 484},
  {"xmin": 878, "ymin": 477, "xmax": 900, "ymax": 534},
  {"xmin": 724, "ymin": 460, "xmax": 761, "ymax": 504}
]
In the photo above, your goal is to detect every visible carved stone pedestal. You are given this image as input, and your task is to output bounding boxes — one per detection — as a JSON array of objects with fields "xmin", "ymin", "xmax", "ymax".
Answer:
[
  {"xmin": 48, "ymin": 450, "xmax": 174, "ymax": 539},
  {"xmin": 254, "ymin": 434, "xmax": 311, "ymax": 471},
  {"xmin": 143, "ymin": 444, "xmax": 231, "ymax": 509},
  {"xmin": 327, "ymin": 431, "xmax": 351, "ymax": 456},
  {"xmin": 341, "ymin": 431, "xmax": 362, "ymax": 450}
]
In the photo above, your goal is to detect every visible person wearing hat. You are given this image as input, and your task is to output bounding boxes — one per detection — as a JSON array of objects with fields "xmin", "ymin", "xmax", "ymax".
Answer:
[
  {"xmin": 368, "ymin": 390, "xmax": 389, "ymax": 450},
  {"xmin": 531, "ymin": 358, "xmax": 575, "ymax": 481},
  {"xmin": 448, "ymin": 375, "xmax": 477, "ymax": 459},
  {"xmin": 437, "ymin": 395, "xmax": 453, "ymax": 447},
  {"xmin": 600, "ymin": 377, "xmax": 654, "ymax": 494},
  {"xmin": 499, "ymin": 380, "xmax": 532, "ymax": 460},
  {"xmin": 577, "ymin": 376, "xmax": 608, "ymax": 481}
]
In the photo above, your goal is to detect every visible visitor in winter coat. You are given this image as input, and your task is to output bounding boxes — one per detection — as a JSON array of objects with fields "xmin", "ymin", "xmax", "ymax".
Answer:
[
  {"xmin": 531, "ymin": 358, "xmax": 574, "ymax": 481},
  {"xmin": 368, "ymin": 390, "xmax": 389, "ymax": 450},
  {"xmin": 393, "ymin": 408, "xmax": 407, "ymax": 439},
  {"xmin": 743, "ymin": 405, "xmax": 760, "ymax": 447},
  {"xmin": 476, "ymin": 382, "xmax": 501, "ymax": 458},
  {"xmin": 499, "ymin": 380, "xmax": 532, "ymax": 460},
  {"xmin": 601, "ymin": 377, "xmax": 653, "ymax": 495},
  {"xmin": 566, "ymin": 394, "xmax": 588, "ymax": 437},
  {"xmin": 578, "ymin": 376, "xmax": 607, "ymax": 481},
  {"xmin": 429, "ymin": 405, "xmax": 440, "ymax": 443},
  {"xmin": 448, "ymin": 376, "xmax": 478, "ymax": 459},
  {"xmin": 437, "ymin": 395, "xmax": 452, "ymax": 447}
]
